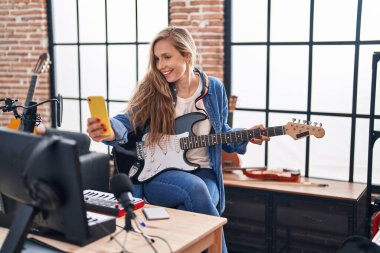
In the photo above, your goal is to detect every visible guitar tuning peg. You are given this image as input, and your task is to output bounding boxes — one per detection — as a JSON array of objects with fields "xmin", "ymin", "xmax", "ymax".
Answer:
[
  {"xmin": 303, "ymin": 120, "xmax": 307, "ymax": 124},
  {"xmin": 319, "ymin": 123, "xmax": 323, "ymax": 127},
  {"xmin": 308, "ymin": 121, "xmax": 312, "ymax": 125},
  {"xmin": 314, "ymin": 122, "xmax": 318, "ymax": 126},
  {"xmin": 292, "ymin": 118, "xmax": 296, "ymax": 122},
  {"xmin": 298, "ymin": 119, "xmax": 301, "ymax": 123}
]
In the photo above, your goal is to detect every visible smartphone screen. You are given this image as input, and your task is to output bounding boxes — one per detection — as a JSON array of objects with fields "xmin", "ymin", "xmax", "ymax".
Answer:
[{"xmin": 87, "ymin": 96, "xmax": 112, "ymax": 136}]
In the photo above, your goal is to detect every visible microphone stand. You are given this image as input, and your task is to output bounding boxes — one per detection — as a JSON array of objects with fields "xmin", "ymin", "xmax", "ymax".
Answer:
[
  {"xmin": 124, "ymin": 208, "xmax": 135, "ymax": 232},
  {"xmin": 1, "ymin": 96, "xmax": 62, "ymax": 131},
  {"xmin": 111, "ymin": 206, "xmax": 156, "ymax": 252}
]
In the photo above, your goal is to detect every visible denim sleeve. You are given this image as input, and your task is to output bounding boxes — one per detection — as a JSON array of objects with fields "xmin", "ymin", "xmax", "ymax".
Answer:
[
  {"xmin": 211, "ymin": 78, "xmax": 248, "ymax": 154},
  {"xmin": 102, "ymin": 114, "xmax": 131, "ymax": 146}
]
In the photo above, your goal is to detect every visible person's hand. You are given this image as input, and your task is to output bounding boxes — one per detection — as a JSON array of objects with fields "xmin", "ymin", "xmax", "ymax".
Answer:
[
  {"xmin": 86, "ymin": 117, "xmax": 115, "ymax": 142},
  {"xmin": 248, "ymin": 124, "xmax": 270, "ymax": 145}
]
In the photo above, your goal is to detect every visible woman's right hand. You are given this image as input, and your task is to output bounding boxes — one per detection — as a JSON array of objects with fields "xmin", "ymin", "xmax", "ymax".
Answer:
[{"xmin": 86, "ymin": 117, "xmax": 115, "ymax": 142}]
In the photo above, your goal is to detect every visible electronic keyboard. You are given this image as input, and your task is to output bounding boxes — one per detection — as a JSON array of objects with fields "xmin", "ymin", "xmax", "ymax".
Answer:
[{"xmin": 83, "ymin": 189, "xmax": 145, "ymax": 217}]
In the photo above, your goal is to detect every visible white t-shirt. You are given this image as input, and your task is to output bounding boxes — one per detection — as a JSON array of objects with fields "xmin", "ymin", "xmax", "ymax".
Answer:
[{"xmin": 175, "ymin": 81, "xmax": 212, "ymax": 169}]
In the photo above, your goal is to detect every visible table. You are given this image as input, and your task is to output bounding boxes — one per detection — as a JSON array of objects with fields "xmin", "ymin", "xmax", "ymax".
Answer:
[{"xmin": 0, "ymin": 206, "xmax": 227, "ymax": 253}]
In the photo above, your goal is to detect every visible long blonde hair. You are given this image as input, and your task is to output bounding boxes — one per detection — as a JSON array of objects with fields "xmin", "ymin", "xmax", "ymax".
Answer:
[{"xmin": 127, "ymin": 26, "xmax": 197, "ymax": 144}]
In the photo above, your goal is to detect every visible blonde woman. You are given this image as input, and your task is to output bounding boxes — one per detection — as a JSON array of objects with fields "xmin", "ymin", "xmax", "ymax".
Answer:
[{"xmin": 87, "ymin": 26, "xmax": 269, "ymax": 253}]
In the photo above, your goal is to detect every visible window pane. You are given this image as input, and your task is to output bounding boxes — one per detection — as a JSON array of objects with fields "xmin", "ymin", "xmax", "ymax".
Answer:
[
  {"xmin": 232, "ymin": 0, "xmax": 267, "ymax": 42},
  {"xmin": 309, "ymin": 116, "xmax": 351, "ymax": 181},
  {"xmin": 357, "ymin": 46, "xmax": 380, "ymax": 115},
  {"xmin": 271, "ymin": 0, "xmax": 310, "ymax": 42},
  {"xmin": 109, "ymin": 101, "xmax": 128, "ymax": 118},
  {"xmin": 232, "ymin": 46, "xmax": 267, "ymax": 109},
  {"xmin": 137, "ymin": 0, "xmax": 168, "ymax": 42},
  {"xmin": 51, "ymin": 0, "xmax": 77, "ymax": 43},
  {"xmin": 80, "ymin": 46, "xmax": 107, "ymax": 98},
  {"xmin": 311, "ymin": 45, "xmax": 355, "ymax": 113},
  {"xmin": 232, "ymin": 111, "xmax": 266, "ymax": 167},
  {"xmin": 313, "ymin": 0, "xmax": 357, "ymax": 41},
  {"xmin": 354, "ymin": 119, "xmax": 380, "ymax": 184},
  {"xmin": 54, "ymin": 46, "xmax": 79, "ymax": 98},
  {"xmin": 269, "ymin": 45, "xmax": 309, "ymax": 111},
  {"xmin": 377, "ymin": 60, "xmax": 380, "ymax": 117},
  {"xmin": 107, "ymin": 0, "xmax": 136, "ymax": 42},
  {"xmin": 354, "ymin": 118, "xmax": 369, "ymax": 183},
  {"xmin": 138, "ymin": 44, "xmax": 150, "ymax": 80},
  {"xmin": 78, "ymin": 0, "xmax": 106, "ymax": 43},
  {"xmin": 268, "ymin": 113, "xmax": 307, "ymax": 175},
  {"xmin": 60, "ymin": 99, "xmax": 80, "ymax": 132},
  {"xmin": 373, "ymin": 120, "xmax": 380, "ymax": 185},
  {"xmin": 108, "ymin": 45, "xmax": 137, "ymax": 101},
  {"xmin": 361, "ymin": 0, "xmax": 380, "ymax": 41}
]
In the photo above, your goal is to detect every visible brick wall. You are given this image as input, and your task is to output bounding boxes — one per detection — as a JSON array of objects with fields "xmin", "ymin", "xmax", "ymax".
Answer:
[
  {"xmin": 0, "ymin": 0, "xmax": 225, "ymax": 127},
  {"xmin": 0, "ymin": 0, "xmax": 50, "ymax": 128},
  {"xmin": 170, "ymin": 0, "xmax": 225, "ymax": 81}
]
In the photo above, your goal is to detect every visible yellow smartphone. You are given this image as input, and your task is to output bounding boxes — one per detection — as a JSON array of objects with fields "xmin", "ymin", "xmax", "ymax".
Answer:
[{"xmin": 87, "ymin": 96, "xmax": 112, "ymax": 136}]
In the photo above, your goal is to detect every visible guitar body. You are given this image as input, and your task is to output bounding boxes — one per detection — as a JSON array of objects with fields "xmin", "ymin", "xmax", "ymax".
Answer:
[
  {"xmin": 243, "ymin": 169, "xmax": 301, "ymax": 182},
  {"xmin": 222, "ymin": 152, "xmax": 241, "ymax": 169},
  {"xmin": 7, "ymin": 118, "xmax": 20, "ymax": 130},
  {"xmin": 7, "ymin": 118, "xmax": 37, "ymax": 134},
  {"xmin": 115, "ymin": 112, "xmax": 208, "ymax": 183}
]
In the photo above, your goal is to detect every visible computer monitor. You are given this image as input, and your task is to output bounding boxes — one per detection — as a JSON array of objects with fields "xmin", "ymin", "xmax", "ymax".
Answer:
[{"xmin": 0, "ymin": 128, "xmax": 115, "ymax": 252}]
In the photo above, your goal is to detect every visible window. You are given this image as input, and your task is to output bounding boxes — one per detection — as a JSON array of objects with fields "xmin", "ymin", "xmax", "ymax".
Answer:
[
  {"xmin": 225, "ymin": 0, "xmax": 380, "ymax": 184},
  {"xmin": 48, "ymin": 0, "xmax": 169, "ymax": 152}
]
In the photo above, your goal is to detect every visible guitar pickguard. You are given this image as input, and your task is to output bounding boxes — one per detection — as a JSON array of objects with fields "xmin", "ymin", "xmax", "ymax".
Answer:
[{"xmin": 137, "ymin": 132, "xmax": 199, "ymax": 182}]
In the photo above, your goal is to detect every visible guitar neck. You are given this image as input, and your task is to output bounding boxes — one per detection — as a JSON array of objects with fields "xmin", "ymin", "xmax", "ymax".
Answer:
[
  {"xmin": 24, "ymin": 75, "xmax": 37, "ymax": 108},
  {"xmin": 18, "ymin": 75, "xmax": 38, "ymax": 131},
  {"xmin": 181, "ymin": 126, "xmax": 285, "ymax": 150}
]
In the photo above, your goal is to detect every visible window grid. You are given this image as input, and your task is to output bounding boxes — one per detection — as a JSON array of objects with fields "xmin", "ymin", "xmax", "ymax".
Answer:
[
  {"xmin": 47, "ymin": 0, "xmax": 169, "ymax": 152},
  {"xmin": 224, "ymin": 0, "xmax": 380, "ymax": 185}
]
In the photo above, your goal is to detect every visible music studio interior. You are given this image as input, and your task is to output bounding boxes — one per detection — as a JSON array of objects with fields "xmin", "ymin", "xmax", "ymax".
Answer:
[{"xmin": 1, "ymin": 0, "xmax": 380, "ymax": 252}]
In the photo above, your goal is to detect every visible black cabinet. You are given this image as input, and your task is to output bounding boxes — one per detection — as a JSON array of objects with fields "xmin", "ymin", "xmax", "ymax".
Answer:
[
  {"xmin": 222, "ymin": 173, "xmax": 367, "ymax": 253},
  {"xmin": 224, "ymin": 188, "xmax": 269, "ymax": 252}
]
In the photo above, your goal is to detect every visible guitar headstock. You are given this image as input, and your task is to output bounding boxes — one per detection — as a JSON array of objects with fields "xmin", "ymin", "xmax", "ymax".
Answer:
[
  {"xmin": 284, "ymin": 119, "xmax": 325, "ymax": 140},
  {"xmin": 33, "ymin": 53, "xmax": 51, "ymax": 74},
  {"xmin": 228, "ymin": 95, "xmax": 238, "ymax": 112}
]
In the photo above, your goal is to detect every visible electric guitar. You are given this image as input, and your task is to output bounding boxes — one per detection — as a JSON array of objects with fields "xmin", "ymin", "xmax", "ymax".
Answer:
[
  {"xmin": 114, "ymin": 112, "xmax": 325, "ymax": 183},
  {"xmin": 7, "ymin": 53, "xmax": 51, "ymax": 132}
]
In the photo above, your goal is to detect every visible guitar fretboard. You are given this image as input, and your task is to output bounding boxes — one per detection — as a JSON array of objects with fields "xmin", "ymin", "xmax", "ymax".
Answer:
[
  {"xmin": 180, "ymin": 126, "xmax": 285, "ymax": 150},
  {"xmin": 24, "ymin": 75, "xmax": 37, "ymax": 107}
]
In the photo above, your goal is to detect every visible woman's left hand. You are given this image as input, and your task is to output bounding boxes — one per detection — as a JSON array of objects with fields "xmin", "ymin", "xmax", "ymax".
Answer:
[{"xmin": 248, "ymin": 124, "xmax": 270, "ymax": 145}]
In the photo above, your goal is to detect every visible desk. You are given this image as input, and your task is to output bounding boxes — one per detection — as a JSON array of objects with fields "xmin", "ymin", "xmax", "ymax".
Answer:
[
  {"xmin": 0, "ymin": 206, "xmax": 227, "ymax": 253},
  {"xmin": 223, "ymin": 171, "xmax": 367, "ymax": 253}
]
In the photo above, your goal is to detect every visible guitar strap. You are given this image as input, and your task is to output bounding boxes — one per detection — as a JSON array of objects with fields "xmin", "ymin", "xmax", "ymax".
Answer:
[{"xmin": 170, "ymin": 67, "xmax": 209, "ymax": 115}]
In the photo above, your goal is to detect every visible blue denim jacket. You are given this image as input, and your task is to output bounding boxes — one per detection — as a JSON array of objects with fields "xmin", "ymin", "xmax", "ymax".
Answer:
[{"xmin": 105, "ymin": 73, "xmax": 248, "ymax": 214}]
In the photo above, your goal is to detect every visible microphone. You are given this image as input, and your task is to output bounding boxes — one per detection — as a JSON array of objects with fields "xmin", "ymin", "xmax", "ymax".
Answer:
[
  {"xmin": 110, "ymin": 173, "xmax": 135, "ymax": 213},
  {"xmin": 110, "ymin": 173, "xmax": 136, "ymax": 232}
]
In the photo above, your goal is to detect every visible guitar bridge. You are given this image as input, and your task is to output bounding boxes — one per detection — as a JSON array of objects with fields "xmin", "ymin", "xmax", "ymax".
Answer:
[{"xmin": 136, "ymin": 142, "xmax": 144, "ymax": 160}]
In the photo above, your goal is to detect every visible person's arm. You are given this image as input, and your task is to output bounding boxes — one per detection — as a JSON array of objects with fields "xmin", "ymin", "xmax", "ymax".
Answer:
[{"xmin": 102, "ymin": 115, "xmax": 132, "ymax": 145}]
